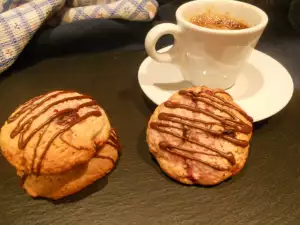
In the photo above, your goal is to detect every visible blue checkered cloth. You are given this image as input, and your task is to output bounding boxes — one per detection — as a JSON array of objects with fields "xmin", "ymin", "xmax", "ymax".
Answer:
[{"xmin": 0, "ymin": 0, "xmax": 158, "ymax": 73}]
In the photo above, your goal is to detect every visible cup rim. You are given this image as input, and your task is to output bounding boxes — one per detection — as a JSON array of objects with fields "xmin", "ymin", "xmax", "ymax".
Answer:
[{"xmin": 176, "ymin": 0, "xmax": 269, "ymax": 35}]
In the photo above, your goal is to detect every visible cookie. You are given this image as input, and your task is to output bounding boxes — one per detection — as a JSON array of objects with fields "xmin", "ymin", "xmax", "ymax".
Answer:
[
  {"xmin": 0, "ymin": 90, "xmax": 111, "ymax": 175},
  {"xmin": 0, "ymin": 90, "xmax": 121, "ymax": 199},
  {"xmin": 146, "ymin": 86, "xmax": 253, "ymax": 185},
  {"xmin": 22, "ymin": 129, "xmax": 121, "ymax": 200}
]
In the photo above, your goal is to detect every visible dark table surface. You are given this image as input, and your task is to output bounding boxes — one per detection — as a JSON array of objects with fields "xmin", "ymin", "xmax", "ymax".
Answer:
[{"xmin": 1, "ymin": 4, "xmax": 300, "ymax": 225}]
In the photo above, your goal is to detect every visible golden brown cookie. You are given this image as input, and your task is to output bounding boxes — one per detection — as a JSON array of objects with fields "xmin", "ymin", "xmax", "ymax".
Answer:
[
  {"xmin": 146, "ymin": 86, "xmax": 253, "ymax": 185},
  {"xmin": 22, "ymin": 129, "xmax": 121, "ymax": 200},
  {"xmin": 0, "ymin": 90, "xmax": 111, "ymax": 175},
  {"xmin": 0, "ymin": 90, "xmax": 121, "ymax": 200}
]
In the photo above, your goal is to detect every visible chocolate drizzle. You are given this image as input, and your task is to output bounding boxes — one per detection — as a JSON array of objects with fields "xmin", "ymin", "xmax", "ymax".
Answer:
[
  {"xmin": 150, "ymin": 89, "xmax": 253, "ymax": 171},
  {"xmin": 31, "ymin": 123, "xmax": 51, "ymax": 173},
  {"xmin": 8, "ymin": 94, "xmax": 47, "ymax": 123},
  {"xmin": 94, "ymin": 129, "xmax": 121, "ymax": 165},
  {"xmin": 22, "ymin": 129, "xmax": 120, "ymax": 183},
  {"xmin": 150, "ymin": 122, "xmax": 236, "ymax": 165},
  {"xmin": 180, "ymin": 90, "xmax": 253, "ymax": 122},
  {"xmin": 18, "ymin": 100, "xmax": 98, "ymax": 150},
  {"xmin": 20, "ymin": 174, "xmax": 28, "ymax": 186},
  {"xmin": 106, "ymin": 129, "xmax": 121, "ymax": 152},
  {"xmin": 164, "ymin": 101, "xmax": 252, "ymax": 134},
  {"xmin": 36, "ymin": 110, "xmax": 101, "ymax": 174},
  {"xmin": 8, "ymin": 91, "xmax": 102, "ymax": 175},
  {"xmin": 10, "ymin": 95, "xmax": 92, "ymax": 139},
  {"xmin": 94, "ymin": 155, "xmax": 115, "ymax": 165},
  {"xmin": 159, "ymin": 142, "xmax": 229, "ymax": 171}
]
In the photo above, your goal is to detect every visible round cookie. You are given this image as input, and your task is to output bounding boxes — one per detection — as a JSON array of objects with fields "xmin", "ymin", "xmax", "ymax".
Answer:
[
  {"xmin": 0, "ymin": 90, "xmax": 111, "ymax": 175},
  {"xmin": 146, "ymin": 86, "xmax": 253, "ymax": 185},
  {"xmin": 22, "ymin": 129, "xmax": 121, "ymax": 200}
]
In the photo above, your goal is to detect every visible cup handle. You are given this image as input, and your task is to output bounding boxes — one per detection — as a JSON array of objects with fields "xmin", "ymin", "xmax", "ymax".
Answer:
[{"xmin": 145, "ymin": 23, "xmax": 182, "ymax": 63}]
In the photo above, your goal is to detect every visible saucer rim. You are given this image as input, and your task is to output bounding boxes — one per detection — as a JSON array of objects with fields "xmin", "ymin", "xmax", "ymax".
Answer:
[{"xmin": 138, "ymin": 46, "xmax": 294, "ymax": 123}]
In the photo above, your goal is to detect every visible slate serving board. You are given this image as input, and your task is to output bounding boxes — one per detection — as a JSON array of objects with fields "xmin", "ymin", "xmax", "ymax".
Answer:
[{"xmin": 1, "ymin": 15, "xmax": 300, "ymax": 225}]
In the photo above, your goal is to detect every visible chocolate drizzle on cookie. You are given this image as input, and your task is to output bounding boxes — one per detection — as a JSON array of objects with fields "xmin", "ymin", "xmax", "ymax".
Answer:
[
  {"xmin": 159, "ymin": 142, "xmax": 229, "ymax": 171},
  {"xmin": 94, "ymin": 129, "xmax": 121, "ymax": 165},
  {"xmin": 10, "ymin": 94, "xmax": 92, "ymax": 139},
  {"xmin": 8, "ymin": 91, "xmax": 102, "ymax": 175},
  {"xmin": 180, "ymin": 90, "xmax": 253, "ymax": 123},
  {"xmin": 150, "ymin": 89, "xmax": 253, "ymax": 171},
  {"xmin": 98, "ymin": 129, "xmax": 121, "ymax": 156},
  {"xmin": 106, "ymin": 129, "xmax": 122, "ymax": 152}
]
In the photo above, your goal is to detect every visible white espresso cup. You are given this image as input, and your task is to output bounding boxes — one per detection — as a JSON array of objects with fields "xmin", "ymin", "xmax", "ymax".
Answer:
[{"xmin": 145, "ymin": 0, "xmax": 268, "ymax": 90}]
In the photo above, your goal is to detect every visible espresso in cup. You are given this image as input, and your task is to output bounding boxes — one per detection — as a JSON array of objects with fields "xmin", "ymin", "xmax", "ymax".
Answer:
[{"xmin": 190, "ymin": 12, "xmax": 249, "ymax": 30}]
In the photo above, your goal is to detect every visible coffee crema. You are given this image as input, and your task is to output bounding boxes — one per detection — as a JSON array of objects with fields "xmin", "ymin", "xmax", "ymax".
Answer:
[{"xmin": 190, "ymin": 12, "xmax": 249, "ymax": 30}]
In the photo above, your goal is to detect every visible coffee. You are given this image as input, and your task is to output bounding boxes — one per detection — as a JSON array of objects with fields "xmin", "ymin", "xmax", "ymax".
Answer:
[
  {"xmin": 145, "ymin": 0, "xmax": 268, "ymax": 89},
  {"xmin": 190, "ymin": 12, "xmax": 249, "ymax": 30}
]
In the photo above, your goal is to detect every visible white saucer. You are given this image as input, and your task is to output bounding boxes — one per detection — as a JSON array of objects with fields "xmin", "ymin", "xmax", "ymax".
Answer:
[{"xmin": 138, "ymin": 46, "xmax": 294, "ymax": 122}]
